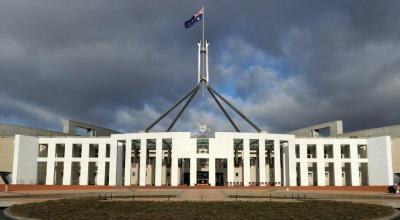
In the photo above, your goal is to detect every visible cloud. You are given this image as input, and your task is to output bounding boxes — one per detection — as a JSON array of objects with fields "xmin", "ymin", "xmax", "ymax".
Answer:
[
  {"xmin": 0, "ymin": 95, "xmax": 64, "ymax": 129},
  {"xmin": 1, "ymin": 0, "xmax": 400, "ymax": 134}
]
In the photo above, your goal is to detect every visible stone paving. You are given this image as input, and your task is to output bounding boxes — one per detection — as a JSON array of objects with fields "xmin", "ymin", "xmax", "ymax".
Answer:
[{"xmin": 177, "ymin": 189, "xmax": 226, "ymax": 201}]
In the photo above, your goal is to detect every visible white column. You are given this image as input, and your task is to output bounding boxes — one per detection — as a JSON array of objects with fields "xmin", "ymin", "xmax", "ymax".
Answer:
[
  {"xmin": 109, "ymin": 141, "xmax": 118, "ymax": 186},
  {"xmin": 209, "ymin": 158, "xmax": 215, "ymax": 186},
  {"xmin": 62, "ymin": 142, "xmax": 72, "ymax": 185},
  {"xmin": 46, "ymin": 162, "xmax": 55, "ymax": 185},
  {"xmin": 227, "ymin": 156, "xmax": 234, "ymax": 186},
  {"xmin": 190, "ymin": 157, "xmax": 197, "ymax": 186},
  {"xmin": 287, "ymin": 140, "xmax": 297, "ymax": 186},
  {"xmin": 316, "ymin": 143, "xmax": 325, "ymax": 186},
  {"xmin": 333, "ymin": 142, "xmax": 342, "ymax": 186},
  {"xmin": 171, "ymin": 156, "xmax": 178, "ymax": 186},
  {"xmin": 62, "ymin": 161, "xmax": 71, "ymax": 185},
  {"xmin": 282, "ymin": 150, "xmax": 287, "ymax": 186},
  {"xmin": 114, "ymin": 143, "xmax": 122, "ymax": 185},
  {"xmin": 205, "ymin": 41, "xmax": 209, "ymax": 82},
  {"xmin": 243, "ymin": 139, "xmax": 250, "ymax": 186},
  {"xmin": 139, "ymin": 139, "xmax": 147, "ymax": 186},
  {"xmin": 350, "ymin": 143, "xmax": 360, "ymax": 186},
  {"xmin": 197, "ymin": 42, "xmax": 201, "ymax": 83},
  {"xmin": 46, "ymin": 143, "xmax": 55, "ymax": 185},
  {"xmin": 299, "ymin": 143, "xmax": 308, "ymax": 186},
  {"xmin": 97, "ymin": 143, "xmax": 106, "ymax": 186},
  {"xmin": 80, "ymin": 143, "xmax": 89, "ymax": 185},
  {"xmin": 124, "ymin": 139, "xmax": 132, "ymax": 186},
  {"xmin": 259, "ymin": 140, "xmax": 266, "ymax": 186},
  {"xmin": 97, "ymin": 162, "xmax": 106, "ymax": 186},
  {"xmin": 155, "ymin": 139, "xmax": 163, "ymax": 186},
  {"xmin": 273, "ymin": 140, "xmax": 281, "ymax": 185},
  {"xmin": 80, "ymin": 162, "xmax": 88, "ymax": 185}
]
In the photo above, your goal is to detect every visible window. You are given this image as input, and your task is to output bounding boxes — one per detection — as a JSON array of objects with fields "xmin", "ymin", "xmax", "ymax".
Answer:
[
  {"xmin": 250, "ymin": 139, "xmax": 259, "ymax": 151},
  {"xmin": 198, "ymin": 158, "xmax": 209, "ymax": 168},
  {"xmin": 74, "ymin": 126, "xmax": 95, "ymax": 136},
  {"xmin": 55, "ymin": 144, "xmax": 65, "ymax": 158},
  {"xmin": 357, "ymin": 145, "xmax": 367, "ymax": 158},
  {"xmin": 236, "ymin": 173, "xmax": 239, "ymax": 177},
  {"xmin": 106, "ymin": 144, "xmax": 111, "ymax": 158},
  {"xmin": 295, "ymin": 144, "xmax": 300, "ymax": 158},
  {"xmin": 162, "ymin": 139, "xmax": 172, "ymax": 167},
  {"xmin": 38, "ymin": 144, "xmax": 48, "ymax": 157},
  {"xmin": 324, "ymin": 145, "xmax": 333, "ymax": 158},
  {"xmin": 233, "ymin": 139, "xmax": 243, "ymax": 167},
  {"xmin": 265, "ymin": 140, "xmax": 274, "ymax": 156},
  {"xmin": 132, "ymin": 140, "xmax": 140, "ymax": 163},
  {"xmin": 311, "ymin": 127, "xmax": 330, "ymax": 137},
  {"xmin": 89, "ymin": 144, "xmax": 99, "ymax": 158},
  {"xmin": 197, "ymin": 138, "xmax": 209, "ymax": 154},
  {"xmin": 340, "ymin": 145, "xmax": 350, "ymax": 158},
  {"xmin": 307, "ymin": 144, "xmax": 316, "ymax": 158},
  {"xmin": 146, "ymin": 139, "xmax": 156, "ymax": 150},
  {"xmin": 132, "ymin": 172, "xmax": 135, "ymax": 176},
  {"xmin": 72, "ymin": 144, "xmax": 82, "ymax": 158}
]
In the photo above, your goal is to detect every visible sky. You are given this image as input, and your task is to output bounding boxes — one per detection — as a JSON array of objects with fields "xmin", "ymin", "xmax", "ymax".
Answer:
[{"xmin": 1, "ymin": 0, "xmax": 400, "ymax": 134}]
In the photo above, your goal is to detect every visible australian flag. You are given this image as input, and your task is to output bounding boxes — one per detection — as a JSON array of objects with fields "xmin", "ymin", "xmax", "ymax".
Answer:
[{"xmin": 185, "ymin": 6, "xmax": 204, "ymax": 29}]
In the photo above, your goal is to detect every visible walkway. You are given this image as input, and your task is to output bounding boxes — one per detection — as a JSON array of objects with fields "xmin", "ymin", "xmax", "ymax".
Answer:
[{"xmin": 177, "ymin": 189, "xmax": 226, "ymax": 201}]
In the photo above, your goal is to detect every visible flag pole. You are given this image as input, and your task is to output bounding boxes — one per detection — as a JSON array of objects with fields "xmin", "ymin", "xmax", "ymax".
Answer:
[
  {"xmin": 202, "ymin": 4, "xmax": 205, "ymax": 46},
  {"xmin": 201, "ymin": 4, "xmax": 205, "ymax": 97}
]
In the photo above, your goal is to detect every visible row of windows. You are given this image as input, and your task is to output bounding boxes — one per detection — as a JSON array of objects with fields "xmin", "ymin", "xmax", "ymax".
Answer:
[
  {"xmin": 38, "ymin": 143, "xmax": 111, "ymax": 158},
  {"xmin": 295, "ymin": 144, "xmax": 368, "ymax": 159}
]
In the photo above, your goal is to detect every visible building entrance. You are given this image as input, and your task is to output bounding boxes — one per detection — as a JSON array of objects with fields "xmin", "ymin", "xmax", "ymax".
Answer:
[
  {"xmin": 216, "ymin": 173, "xmax": 224, "ymax": 186},
  {"xmin": 183, "ymin": 173, "xmax": 190, "ymax": 185},
  {"xmin": 197, "ymin": 171, "xmax": 209, "ymax": 184}
]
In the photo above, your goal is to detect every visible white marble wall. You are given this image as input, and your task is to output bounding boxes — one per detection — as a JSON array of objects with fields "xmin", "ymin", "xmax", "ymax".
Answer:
[{"xmin": 12, "ymin": 132, "xmax": 393, "ymax": 187}]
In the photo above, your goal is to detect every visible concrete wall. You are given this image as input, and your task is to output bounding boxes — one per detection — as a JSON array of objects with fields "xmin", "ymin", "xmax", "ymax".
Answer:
[
  {"xmin": 392, "ymin": 138, "xmax": 400, "ymax": 174},
  {"xmin": 0, "ymin": 137, "xmax": 14, "ymax": 184},
  {"xmin": 63, "ymin": 120, "xmax": 119, "ymax": 136},
  {"xmin": 0, "ymin": 137, "xmax": 14, "ymax": 172},
  {"xmin": 289, "ymin": 121, "xmax": 343, "ymax": 137},
  {"xmin": 12, "ymin": 132, "xmax": 393, "ymax": 187},
  {"xmin": 12, "ymin": 135, "xmax": 39, "ymax": 184},
  {"xmin": 367, "ymin": 136, "xmax": 393, "ymax": 186}
]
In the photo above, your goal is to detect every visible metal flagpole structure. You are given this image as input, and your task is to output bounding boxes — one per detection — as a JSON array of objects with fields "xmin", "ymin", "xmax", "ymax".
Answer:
[
  {"xmin": 202, "ymin": 4, "xmax": 205, "ymax": 46},
  {"xmin": 144, "ymin": 5, "xmax": 262, "ymax": 133},
  {"xmin": 201, "ymin": 4, "xmax": 206, "ymax": 97}
]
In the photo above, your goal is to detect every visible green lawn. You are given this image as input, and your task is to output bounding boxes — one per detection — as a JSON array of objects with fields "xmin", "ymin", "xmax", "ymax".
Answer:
[{"xmin": 9, "ymin": 199, "xmax": 395, "ymax": 220}]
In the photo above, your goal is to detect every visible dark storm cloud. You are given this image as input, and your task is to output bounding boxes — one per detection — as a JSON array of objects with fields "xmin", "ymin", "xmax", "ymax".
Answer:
[{"xmin": 0, "ymin": 0, "xmax": 400, "ymax": 133}]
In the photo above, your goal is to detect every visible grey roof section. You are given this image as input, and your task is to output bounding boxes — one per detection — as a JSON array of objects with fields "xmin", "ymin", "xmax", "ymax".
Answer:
[
  {"xmin": 63, "ymin": 119, "xmax": 120, "ymax": 136},
  {"xmin": 339, "ymin": 124, "xmax": 400, "ymax": 138},
  {"xmin": 0, "ymin": 123, "xmax": 66, "ymax": 137},
  {"xmin": 0, "ymin": 119, "xmax": 120, "ymax": 137},
  {"xmin": 288, "ymin": 120, "xmax": 400, "ymax": 138},
  {"xmin": 288, "ymin": 120, "xmax": 343, "ymax": 138}
]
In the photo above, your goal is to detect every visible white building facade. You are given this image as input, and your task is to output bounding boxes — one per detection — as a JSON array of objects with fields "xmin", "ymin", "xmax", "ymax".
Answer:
[{"xmin": 11, "ymin": 132, "xmax": 393, "ymax": 186}]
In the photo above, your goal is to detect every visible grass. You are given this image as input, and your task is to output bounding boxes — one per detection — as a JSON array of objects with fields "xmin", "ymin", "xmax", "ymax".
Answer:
[{"xmin": 9, "ymin": 198, "xmax": 395, "ymax": 220}]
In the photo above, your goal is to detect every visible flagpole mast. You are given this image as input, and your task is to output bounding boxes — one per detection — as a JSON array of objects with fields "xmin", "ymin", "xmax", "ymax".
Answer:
[
  {"xmin": 201, "ymin": 4, "xmax": 205, "ymax": 97},
  {"xmin": 202, "ymin": 4, "xmax": 205, "ymax": 46}
]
